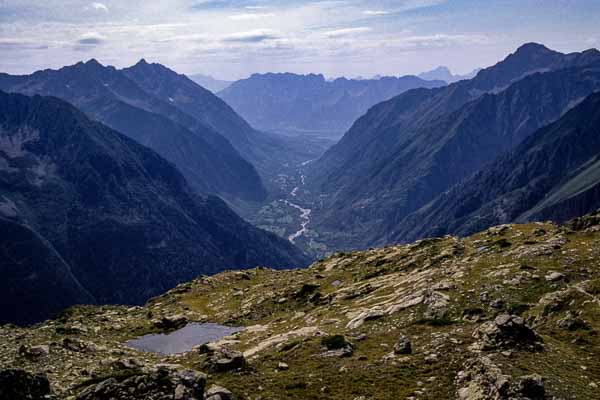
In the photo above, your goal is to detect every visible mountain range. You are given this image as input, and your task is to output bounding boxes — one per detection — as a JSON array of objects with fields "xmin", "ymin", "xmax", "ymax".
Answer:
[
  {"xmin": 190, "ymin": 74, "xmax": 233, "ymax": 93},
  {"xmin": 218, "ymin": 73, "xmax": 445, "ymax": 137},
  {"xmin": 307, "ymin": 43, "xmax": 600, "ymax": 250},
  {"xmin": 418, "ymin": 66, "xmax": 482, "ymax": 83},
  {"xmin": 392, "ymin": 90, "xmax": 600, "ymax": 242},
  {"xmin": 0, "ymin": 60, "xmax": 268, "ymax": 203},
  {"xmin": 0, "ymin": 91, "xmax": 308, "ymax": 325}
]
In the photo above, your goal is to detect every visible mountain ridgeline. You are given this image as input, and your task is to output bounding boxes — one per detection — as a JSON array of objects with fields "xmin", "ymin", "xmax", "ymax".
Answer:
[
  {"xmin": 0, "ymin": 91, "xmax": 308, "ymax": 325},
  {"xmin": 306, "ymin": 43, "xmax": 600, "ymax": 250},
  {"xmin": 392, "ymin": 91, "xmax": 600, "ymax": 242},
  {"xmin": 218, "ymin": 72, "xmax": 445, "ymax": 137},
  {"xmin": 0, "ymin": 60, "xmax": 267, "ymax": 202}
]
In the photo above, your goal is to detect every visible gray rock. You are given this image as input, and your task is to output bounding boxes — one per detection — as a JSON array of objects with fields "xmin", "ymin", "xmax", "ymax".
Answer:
[
  {"xmin": 206, "ymin": 348, "xmax": 246, "ymax": 373},
  {"xmin": 18, "ymin": 344, "xmax": 49, "ymax": 360},
  {"xmin": 393, "ymin": 334, "xmax": 412, "ymax": 355},
  {"xmin": 204, "ymin": 385, "xmax": 233, "ymax": 400},
  {"xmin": 473, "ymin": 314, "xmax": 543, "ymax": 351},
  {"xmin": 545, "ymin": 272, "xmax": 566, "ymax": 282},
  {"xmin": 153, "ymin": 314, "xmax": 189, "ymax": 330}
]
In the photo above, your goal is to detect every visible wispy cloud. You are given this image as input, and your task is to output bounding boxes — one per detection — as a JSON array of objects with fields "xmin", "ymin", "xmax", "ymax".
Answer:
[
  {"xmin": 363, "ymin": 10, "xmax": 389, "ymax": 16},
  {"xmin": 90, "ymin": 2, "xmax": 109, "ymax": 13},
  {"xmin": 223, "ymin": 29, "xmax": 280, "ymax": 43},
  {"xmin": 228, "ymin": 13, "xmax": 275, "ymax": 21},
  {"xmin": 324, "ymin": 27, "xmax": 372, "ymax": 38}
]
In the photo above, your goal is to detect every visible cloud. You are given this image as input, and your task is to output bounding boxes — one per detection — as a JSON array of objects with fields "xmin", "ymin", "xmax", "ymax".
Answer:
[
  {"xmin": 228, "ymin": 13, "xmax": 275, "ymax": 21},
  {"xmin": 91, "ymin": 2, "xmax": 109, "ymax": 12},
  {"xmin": 77, "ymin": 32, "xmax": 107, "ymax": 45},
  {"xmin": 324, "ymin": 27, "xmax": 372, "ymax": 38},
  {"xmin": 223, "ymin": 29, "xmax": 279, "ymax": 43},
  {"xmin": 363, "ymin": 10, "xmax": 389, "ymax": 16}
]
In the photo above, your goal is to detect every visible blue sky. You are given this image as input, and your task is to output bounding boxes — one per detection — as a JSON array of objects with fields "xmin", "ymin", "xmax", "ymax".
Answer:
[{"xmin": 1, "ymin": 0, "xmax": 599, "ymax": 79}]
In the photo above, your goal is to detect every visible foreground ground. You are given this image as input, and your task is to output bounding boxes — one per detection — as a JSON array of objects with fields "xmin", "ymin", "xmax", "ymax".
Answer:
[{"xmin": 2, "ymin": 213, "xmax": 600, "ymax": 399}]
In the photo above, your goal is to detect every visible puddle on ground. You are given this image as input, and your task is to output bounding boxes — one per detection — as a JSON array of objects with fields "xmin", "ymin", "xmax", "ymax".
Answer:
[{"xmin": 125, "ymin": 323, "xmax": 243, "ymax": 355}]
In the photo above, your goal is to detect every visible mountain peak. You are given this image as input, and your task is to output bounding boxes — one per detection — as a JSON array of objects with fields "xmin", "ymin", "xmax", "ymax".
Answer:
[
  {"xmin": 514, "ymin": 42, "xmax": 553, "ymax": 56},
  {"xmin": 85, "ymin": 58, "xmax": 103, "ymax": 67}
]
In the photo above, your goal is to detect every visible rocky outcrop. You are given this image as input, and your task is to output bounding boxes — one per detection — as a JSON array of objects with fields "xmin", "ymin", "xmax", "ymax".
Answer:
[
  {"xmin": 473, "ymin": 314, "xmax": 543, "ymax": 351},
  {"xmin": 0, "ymin": 369, "xmax": 53, "ymax": 400},
  {"xmin": 77, "ymin": 365, "xmax": 206, "ymax": 400},
  {"xmin": 456, "ymin": 357, "xmax": 545, "ymax": 400}
]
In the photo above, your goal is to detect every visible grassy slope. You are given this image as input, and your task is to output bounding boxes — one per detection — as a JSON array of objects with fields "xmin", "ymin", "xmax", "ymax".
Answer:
[{"xmin": 1, "ymin": 216, "xmax": 599, "ymax": 399}]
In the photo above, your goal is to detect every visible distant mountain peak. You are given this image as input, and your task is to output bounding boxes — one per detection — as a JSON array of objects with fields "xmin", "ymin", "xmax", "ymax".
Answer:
[
  {"xmin": 85, "ymin": 58, "xmax": 103, "ymax": 67},
  {"xmin": 418, "ymin": 66, "xmax": 479, "ymax": 83},
  {"xmin": 514, "ymin": 42, "xmax": 553, "ymax": 54}
]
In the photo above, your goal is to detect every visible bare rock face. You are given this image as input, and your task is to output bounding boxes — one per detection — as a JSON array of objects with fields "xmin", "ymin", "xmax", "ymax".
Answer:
[
  {"xmin": 77, "ymin": 366, "xmax": 206, "ymax": 400},
  {"xmin": 473, "ymin": 314, "xmax": 543, "ymax": 351},
  {"xmin": 0, "ymin": 369, "xmax": 53, "ymax": 400},
  {"xmin": 456, "ymin": 357, "xmax": 545, "ymax": 400}
]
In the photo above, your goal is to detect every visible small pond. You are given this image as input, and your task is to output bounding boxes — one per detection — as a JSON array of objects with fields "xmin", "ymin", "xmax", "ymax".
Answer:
[{"xmin": 125, "ymin": 323, "xmax": 243, "ymax": 355}]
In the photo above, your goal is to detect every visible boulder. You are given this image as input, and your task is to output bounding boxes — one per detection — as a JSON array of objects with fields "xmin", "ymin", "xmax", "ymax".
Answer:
[
  {"xmin": 320, "ymin": 335, "xmax": 354, "ymax": 358},
  {"xmin": 0, "ymin": 369, "xmax": 53, "ymax": 400},
  {"xmin": 204, "ymin": 385, "xmax": 233, "ymax": 400},
  {"xmin": 62, "ymin": 338, "xmax": 97, "ymax": 353},
  {"xmin": 205, "ymin": 348, "xmax": 246, "ymax": 373},
  {"xmin": 423, "ymin": 290, "xmax": 450, "ymax": 320},
  {"xmin": 153, "ymin": 314, "xmax": 188, "ymax": 330},
  {"xmin": 18, "ymin": 345, "xmax": 49, "ymax": 360},
  {"xmin": 393, "ymin": 334, "xmax": 412, "ymax": 355},
  {"xmin": 473, "ymin": 314, "xmax": 543, "ymax": 351},
  {"xmin": 545, "ymin": 272, "xmax": 566, "ymax": 282}
]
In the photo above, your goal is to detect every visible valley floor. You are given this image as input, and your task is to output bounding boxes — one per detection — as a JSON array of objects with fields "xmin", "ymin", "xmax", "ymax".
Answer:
[{"xmin": 2, "ymin": 213, "xmax": 600, "ymax": 399}]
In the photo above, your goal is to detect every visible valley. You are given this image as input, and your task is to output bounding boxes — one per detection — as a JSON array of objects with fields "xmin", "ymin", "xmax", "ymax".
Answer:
[{"xmin": 1, "ymin": 3, "xmax": 600, "ymax": 395}]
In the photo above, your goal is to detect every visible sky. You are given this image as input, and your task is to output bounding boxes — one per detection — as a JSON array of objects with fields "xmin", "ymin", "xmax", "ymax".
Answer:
[{"xmin": 1, "ymin": 0, "xmax": 599, "ymax": 80}]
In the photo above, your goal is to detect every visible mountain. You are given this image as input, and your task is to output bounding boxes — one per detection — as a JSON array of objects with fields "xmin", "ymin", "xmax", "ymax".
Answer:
[
  {"xmin": 122, "ymin": 60, "xmax": 268, "ymax": 166},
  {"xmin": 218, "ymin": 73, "xmax": 445, "ymax": 137},
  {"xmin": 418, "ymin": 66, "xmax": 481, "ymax": 83},
  {"xmin": 0, "ymin": 91, "xmax": 308, "ymax": 325},
  {"xmin": 2, "ymin": 213, "xmax": 600, "ymax": 399},
  {"xmin": 190, "ymin": 73, "xmax": 232, "ymax": 93},
  {"xmin": 0, "ymin": 60, "xmax": 267, "ymax": 202},
  {"xmin": 307, "ymin": 43, "xmax": 600, "ymax": 250},
  {"xmin": 121, "ymin": 60, "xmax": 333, "ymax": 191},
  {"xmin": 392, "ymin": 91, "xmax": 600, "ymax": 242}
]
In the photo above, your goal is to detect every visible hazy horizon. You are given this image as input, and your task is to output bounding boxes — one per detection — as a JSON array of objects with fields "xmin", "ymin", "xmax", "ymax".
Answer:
[{"xmin": 1, "ymin": 0, "xmax": 599, "ymax": 80}]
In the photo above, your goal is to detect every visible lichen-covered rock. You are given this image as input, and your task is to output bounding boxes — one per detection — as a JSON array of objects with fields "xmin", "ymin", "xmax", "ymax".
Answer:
[
  {"xmin": 0, "ymin": 369, "xmax": 53, "ymax": 400},
  {"xmin": 473, "ymin": 314, "xmax": 543, "ymax": 351}
]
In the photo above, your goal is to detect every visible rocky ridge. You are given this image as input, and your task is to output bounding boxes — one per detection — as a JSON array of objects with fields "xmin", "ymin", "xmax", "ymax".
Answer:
[{"xmin": 1, "ymin": 214, "xmax": 600, "ymax": 399}]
